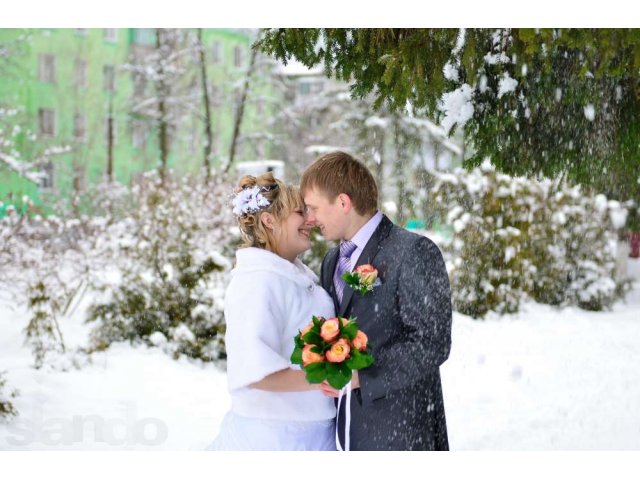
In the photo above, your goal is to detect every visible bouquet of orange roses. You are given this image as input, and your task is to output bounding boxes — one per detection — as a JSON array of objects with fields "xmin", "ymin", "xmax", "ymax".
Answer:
[{"xmin": 291, "ymin": 316, "xmax": 374, "ymax": 389}]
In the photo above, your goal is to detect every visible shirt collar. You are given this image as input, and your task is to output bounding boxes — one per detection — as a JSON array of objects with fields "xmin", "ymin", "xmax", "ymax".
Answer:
[{"xmin": 348, "ymin": 210, "xmax": 383, "ymax": 251}]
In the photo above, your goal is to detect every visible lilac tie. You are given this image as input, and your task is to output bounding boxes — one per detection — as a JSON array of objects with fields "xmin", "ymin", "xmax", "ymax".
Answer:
[{"xmin": 333, "ymin": 240, "xmax": 357, "ymax": 304}]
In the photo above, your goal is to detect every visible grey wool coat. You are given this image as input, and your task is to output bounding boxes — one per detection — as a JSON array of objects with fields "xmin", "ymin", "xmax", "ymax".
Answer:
[{"xmin": 320, "ymin": 214, "xmax": 452, "ymax": 450}]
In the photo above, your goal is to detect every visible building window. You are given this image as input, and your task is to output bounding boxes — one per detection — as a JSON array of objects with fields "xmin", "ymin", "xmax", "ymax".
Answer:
[
  {"xmin": 38, "ymin": 108, "xmax": 55, "ymax": 137},
  {"xmin": 133, "ymin": 72, "xmax": 146, "ymax": 96},
  {"xmin": 132, "ymin": 28, "xmax": 155, "ymax": 46},
  {"xmin": 131, "ymin": 120, "xmax": 147, "ymax": 149},
  {"xmin": 298, "ymin": 82, "xmax": 311, "ymax": 96},
  {"xmin": 40, "ymin": 161, "xmax": 54, "ymax": 190},
  {"xmin": 234, "ymin": 46, "xmax": 244, "ymax": 68},
  {"xmin": 74, "ymin": 113, "xmax": 86, "ymax": 141},
  {"xmin": 103, "ymin": 65, "xmax": 115, "ymax": 92},
  {"xmin": 211, "ymin": 41, "xmax": 222, "ymax": 64},
  {"xmin": 133, "ymin": 72, "xmax": 146, "ymax": 97},
  {"xmin": 73, "ymin": 167, "xmax": 86, "ymax": 194},
  {"xmin": 187, "ymin": 130, "xmax": 197, "ymax": 156},
  {"xmin": 74, "ymin": 58, "xmax": 87, "ymax": 88},
  {"xmin": 210, "ymin": 83, "xmax": 222, "ymax": 107},
  {"xmin": 38, "ymin": 54, "xmax": 56, "ymax": 84},
  {"xmin": 75, "ymin": 29, "xmax": 88, "ymax": 36},
  {"xmin": 104, "ymin": 29, "xmax": 117, "ymax": 42},
  {"xmin": 233, "ymin": 90, "xmax": 243, "ymax": 112}
]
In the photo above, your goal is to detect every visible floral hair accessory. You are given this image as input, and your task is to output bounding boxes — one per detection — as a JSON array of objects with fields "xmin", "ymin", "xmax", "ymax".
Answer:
[{"xmin": 232, "ymin": 184, "xmax": 277, "ymax": 217}]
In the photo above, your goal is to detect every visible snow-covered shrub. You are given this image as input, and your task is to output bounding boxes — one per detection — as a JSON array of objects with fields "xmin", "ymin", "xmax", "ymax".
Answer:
[
  {"xmin": 528, "ymin": 189, "xmax": 630, "ymax": 310},
  {"xmin": 429, "ymin": 163, "xmax": 536, "ymax": 317},
  {"xmin": 0, "ymin": 200, "xmax": 73, "ymax": 368},
  {"xmin": 0, "ymin": 371, "xmax": 19, "ymax": 421},
  {"xmin": 1, "ymin": 168, "xmax": 237, "ymax": 367},
  {"xmin": 0, "ymin": 186, "xmax": 135, "ymax": 368},
  {"xmin": 25, "ymin": 281, "xmax": 67, "ymax": 369},
  {"xmin": 85, "ymin": 169, "xmax": 236, "ymax": 363},
  {"xmin": 429, "ymin": 162, "xmax": 629, "ymax": 317}
]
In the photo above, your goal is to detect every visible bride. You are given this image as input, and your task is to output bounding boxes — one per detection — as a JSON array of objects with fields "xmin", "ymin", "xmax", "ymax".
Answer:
[{"xmin": 206, "ymin": 172, "xmax": 336, "ymax": 450}]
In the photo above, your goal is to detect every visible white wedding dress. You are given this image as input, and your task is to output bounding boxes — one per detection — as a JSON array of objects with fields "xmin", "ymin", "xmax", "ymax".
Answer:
[{"xmin": 205, "ymin": 247, "xmax": 337, "ymax": 451}]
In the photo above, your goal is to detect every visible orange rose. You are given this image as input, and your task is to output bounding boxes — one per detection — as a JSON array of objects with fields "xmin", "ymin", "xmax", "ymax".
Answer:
[
  {"xmin": 326, "ymin": 339, "xmax": 351, "ymax": 363},
  {"xmin": 300, "ymin": 320, "xmax": 314, "ymax": 338},
  {"xmin": 351, "ymin": 330, "xmax": 368, "ymax": 352},
  {"xmin": 320, "ymin": 318, "xmax": 340, "ymax": 342},
  {"xmin": 355, "ymin": 264, "xmax": 378, "ymax": 286},
  {"xmin": 302, "ymin": 344, "xmax": 325, "ymax": 366}
]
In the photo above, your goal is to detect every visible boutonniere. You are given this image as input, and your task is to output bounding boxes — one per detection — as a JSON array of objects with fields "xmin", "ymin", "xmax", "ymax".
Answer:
[{"xmin": 341, "ymin": 264, "xmax": 381, "ymax": 296}]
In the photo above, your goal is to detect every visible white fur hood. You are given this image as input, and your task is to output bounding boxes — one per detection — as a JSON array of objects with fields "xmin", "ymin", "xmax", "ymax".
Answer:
[{"xmin": 230, "ymin": 247, "xmax": 319, "ymax": 288}]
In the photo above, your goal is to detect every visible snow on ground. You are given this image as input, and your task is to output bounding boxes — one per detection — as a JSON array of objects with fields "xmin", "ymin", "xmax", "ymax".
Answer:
[
  {"xmin": 0, "ymin": 292, "xmax": 229, "ymax": 450},
  {"xmin": 1, "ymin": 260, "xmax": 639, "ymax": 450}
]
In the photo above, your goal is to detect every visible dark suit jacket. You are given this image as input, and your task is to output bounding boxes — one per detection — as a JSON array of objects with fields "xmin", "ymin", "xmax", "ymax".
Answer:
[{"xmin": 320, "ymin": 214, "xmax": 452, "ymax": 450}]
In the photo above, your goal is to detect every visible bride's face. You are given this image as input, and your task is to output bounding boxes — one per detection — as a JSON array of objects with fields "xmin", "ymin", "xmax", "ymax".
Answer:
[{"xmin": 274, "ymin": 206, "xmax": 313, "ymax": 260}]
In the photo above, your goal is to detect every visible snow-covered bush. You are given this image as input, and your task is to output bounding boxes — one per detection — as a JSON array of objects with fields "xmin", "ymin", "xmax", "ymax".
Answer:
[
  {"xmin": 1, "ymin": 185, "xmax": 139, "ymax": 369},
  {"xmin": 528, "ymin": 189, "xmax": 630, "ymax": 310},
  {"xmin": 25, "ymin": 281, "xmax": 67, "ymax": 369},
  {"xmin": 0, "ymin": 200, "xmax": 73, "ymax": 368},
  {"xmin": 85, "ymin": 169, "xmax": 236, "ymax": 363},
  {"xmin": 1, "ymin": 168, "xmax": 237, "ymax": 367},
  {"xmin": 0, "ymin": 371, "xmax": 19, "ymax": 421},
  {"xmin": 429, "ymin": 162, "xmax": 629, "ymax": 318}
]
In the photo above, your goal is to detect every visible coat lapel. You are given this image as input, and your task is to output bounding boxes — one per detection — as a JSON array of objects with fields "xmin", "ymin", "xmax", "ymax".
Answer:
[{"xmin": 338, "ymin": 215, "xmax": 394, "ymax": 317}]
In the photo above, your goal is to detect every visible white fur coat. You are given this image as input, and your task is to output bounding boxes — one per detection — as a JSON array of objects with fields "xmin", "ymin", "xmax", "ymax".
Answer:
[{"xmin": 223, "ymin": 247, "xmax": 336, "ymax": 421}]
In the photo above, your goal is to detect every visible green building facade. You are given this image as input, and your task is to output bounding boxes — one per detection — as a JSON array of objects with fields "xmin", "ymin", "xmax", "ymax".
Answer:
[{"xmin": 0, "ymin": 28, "xmax": 276, "ymax": 214}]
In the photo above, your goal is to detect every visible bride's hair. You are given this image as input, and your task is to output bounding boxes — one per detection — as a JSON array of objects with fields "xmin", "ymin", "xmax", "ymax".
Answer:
[{"xmin": 234, "ymin": 172, "xmax": 303, "ymax": 251}]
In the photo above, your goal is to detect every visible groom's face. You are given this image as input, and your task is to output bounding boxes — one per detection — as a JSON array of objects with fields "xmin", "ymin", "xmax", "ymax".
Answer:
[{"xmin": 303, "ymin": 187, "xmax": 346, "ymax": 241}]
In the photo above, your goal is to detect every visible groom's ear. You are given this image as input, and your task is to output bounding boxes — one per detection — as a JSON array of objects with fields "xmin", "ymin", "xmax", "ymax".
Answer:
[{"xmin": 337, "ymin": 193, "xmax": 352, "ymax": 213}]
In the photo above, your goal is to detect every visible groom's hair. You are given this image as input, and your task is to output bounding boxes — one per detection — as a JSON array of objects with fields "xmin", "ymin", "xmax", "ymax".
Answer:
[{"xmin": 300, "ymin": 151, "xmax": 378, "ymax": 216}]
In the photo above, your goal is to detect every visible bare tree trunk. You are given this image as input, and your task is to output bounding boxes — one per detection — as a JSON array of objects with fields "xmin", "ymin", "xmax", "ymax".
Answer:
[
  {"xmin": 197, "ymin": 28, "xmax": 213, "ymax": 183},
  {"xmin": 393, "ymin": 116, "xmax": 407, "ymax": 226},
  {"xmin": 376, "ymin": 129, "xmax": 385, "ymax": 189},
  {"xmin": 225, "ymin": 44, "xmax": 259, "ymax": 174},
  {"xmin": 106, "ymin": 95, "xmax": 114, "ymax": 183},
  {"xmin": 156, "ymin": 28, "xmax": 169, "ymax": 183}
]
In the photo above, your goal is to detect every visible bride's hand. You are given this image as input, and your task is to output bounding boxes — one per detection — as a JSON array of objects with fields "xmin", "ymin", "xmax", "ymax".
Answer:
[
  {"xmin": 320, "ymin": 381, "xmax": 340, "ymax": 398},
  {"xmin": 319, "ymin": 372, "xmax": 360, "ymax": 397}
]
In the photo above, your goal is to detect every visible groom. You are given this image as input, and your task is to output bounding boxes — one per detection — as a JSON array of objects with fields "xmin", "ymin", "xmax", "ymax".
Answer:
[{"xmin": 301, "ymin": 151, "xmax": 452, "ymax": 451}]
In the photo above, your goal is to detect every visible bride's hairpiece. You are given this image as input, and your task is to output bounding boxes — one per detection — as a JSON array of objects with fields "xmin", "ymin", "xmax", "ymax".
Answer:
[{"xmin": 232, "ymin": 184, "xmax": 278, "ymax": 217}]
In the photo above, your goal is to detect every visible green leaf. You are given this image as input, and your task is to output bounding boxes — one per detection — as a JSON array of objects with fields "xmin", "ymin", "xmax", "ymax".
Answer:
[
  {"xmin": 302, "ymin": 331, "xmax": 324, "ymax": 346},
  {"xmin": 338, "ymin": 361, "xmax": 352, "ymax": 378},
  {"xmin": 341, "ymin": 271, "xmax": 360, "ymax": 289},
  {"xmin": 341, "ymin": 322, "xmax": 358, "ymax": 341},
  {"xmin": 326, "ymin": 362, "xmax": 352, "ymax": 389},
  {"xmin": 290, "ymin": 345, "xmax": 303, "ymax": 365},
  {"xmin": 345, "ymin": 349, "xmax": 374, "ymax": 370},
  {"xmin": 294, "ymin": 334, "xmax": 304, "ymax": 349},
  {"xmin": 304, "ymin": 362, "xmax": 327, "ymax": 384}
]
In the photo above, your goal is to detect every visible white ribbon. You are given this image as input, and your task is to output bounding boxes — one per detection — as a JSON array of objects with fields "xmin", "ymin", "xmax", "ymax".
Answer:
[{"xmin": 335, "ymin": 380, "xmax": 351, "ymax": 451}]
